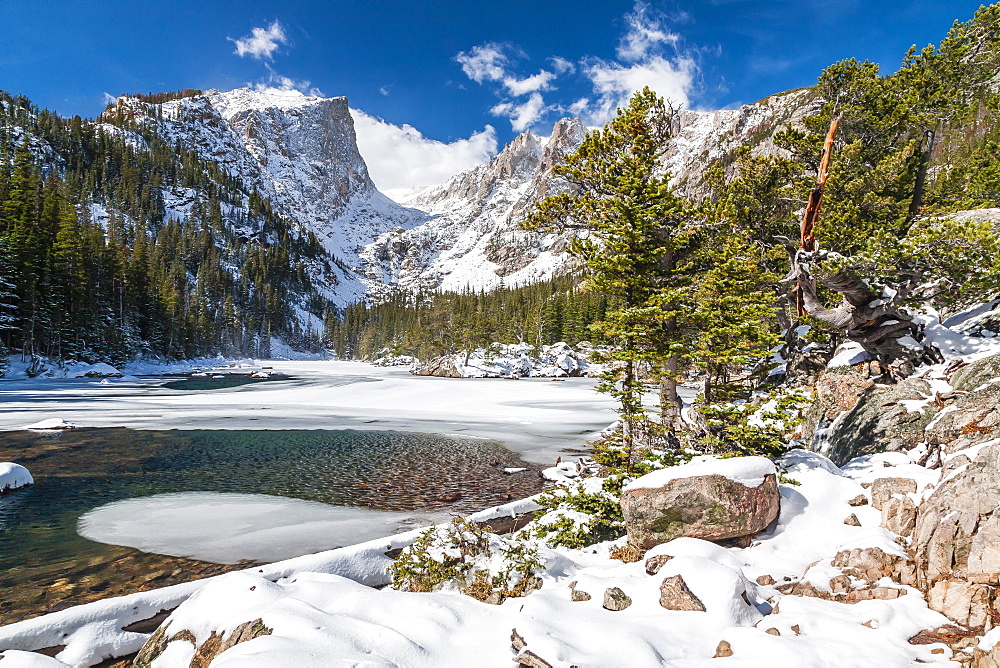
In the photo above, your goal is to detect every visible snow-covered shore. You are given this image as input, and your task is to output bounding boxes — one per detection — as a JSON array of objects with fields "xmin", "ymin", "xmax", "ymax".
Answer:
[{"xmin": 0, "ymin": 450, "xmax": 955, "ymax": 667}]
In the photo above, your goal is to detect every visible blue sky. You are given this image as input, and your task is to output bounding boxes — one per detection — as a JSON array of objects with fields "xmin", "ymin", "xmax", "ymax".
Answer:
[{"xmin": 0, "ymin": 0, "xmax": 987, "ymax": 191}]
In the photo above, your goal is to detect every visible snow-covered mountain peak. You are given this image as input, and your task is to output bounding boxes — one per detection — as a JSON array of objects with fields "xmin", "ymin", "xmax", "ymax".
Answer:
[
  {"xmin": 359, "ymin": 117, "xmax": 590, "ymax": 292},
  {"xmin": 206, "ymin": 87, "xmax": 332, "ymax": 119}
]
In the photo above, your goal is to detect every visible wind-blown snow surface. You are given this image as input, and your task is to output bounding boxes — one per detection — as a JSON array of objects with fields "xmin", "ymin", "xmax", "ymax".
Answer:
[{"xmin": 0, "ymin": 449, "xmax": 953, "ymax": 667}]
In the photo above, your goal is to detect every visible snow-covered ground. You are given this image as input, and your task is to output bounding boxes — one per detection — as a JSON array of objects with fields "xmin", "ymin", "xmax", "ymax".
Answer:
[{"xmin": 0, "ymin": 360, "xmax": 617, "ymax": 465}]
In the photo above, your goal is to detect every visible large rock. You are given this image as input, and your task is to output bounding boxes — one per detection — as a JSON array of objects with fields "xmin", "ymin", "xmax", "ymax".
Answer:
[
  {"xmin": 411, "ymin": 355, "xmax": 463, "ymax": 377},
  {"xmin": 870, "ymin": 477, "xmax": 917, "ymax": 511},
  {"xmin": 620, "ymin": 457, "xmax": 780, "ymax": 550},
  {"xmin": 807, "ymin": 373, "xmax": 936, "ymax": 465},
  {"xmin": 134, "ymin": 617, "xmax": 271, "ymax": 667},
  {"xmin": 927, "ymin": 579, "xmax": 992, "ymax": 628},
  {"xmin": 925, "ymin": 355, "xmax": 1000, "ymax": 456},
  {"xmin": 913, "ymin": 444, "xmax": 1000, "ymax": 588}
]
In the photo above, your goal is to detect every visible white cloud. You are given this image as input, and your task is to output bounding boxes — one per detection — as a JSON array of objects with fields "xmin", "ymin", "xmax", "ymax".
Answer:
[
  {"xmin": 503, "ymin": 70, "xmax": 556, "ymax": 96},
  {"xmin": 456, "ymin": 43, "xmax": 509, "ymax": 83},
  {"xmin": 491, "ymin": 92, "xmax": 547, "ymax": 133},
  {"xmin": 379, "ymin": 86, "xmax": 390, "ymax": 96},
  {"xmin": 250, "ymin": 64, "xmax": 324, "ymax": 97},
  {"xmin": 456, "ymin": 43, "xmax": 562, "ymax": 132},
  {"xmin": 616, "ymin": 2, "xmax": 678, "ymax": 62},
  {"xmin": 230, "ymin": 20, "xmax": 287, "ymax": 60},
  {"xmin": 452, "ymin": 2, "xmax": 697, "ymax": 132},
  {"xmin": 101, "ymin": 92, "xmax": 118, "ymax": 106},
  {"xmin": 350, "ymin": 109, "xmax": 498, "ymax": 196},
  {"xmin": 580, "ymin": 2, "xmax": 696, "ymax": 124},
  {"xmin": 549, "ymin": 56, "xmax": 575, "ymax": 75},
  {"xmin": 585, "ymin": 55, "xmax": 695, "ymax": 123}
]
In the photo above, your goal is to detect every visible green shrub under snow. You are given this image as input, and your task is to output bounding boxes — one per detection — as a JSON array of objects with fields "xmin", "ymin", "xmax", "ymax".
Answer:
[
  {"xmin": 526, "ymin": 476, "xmax": 626, "ymax": 549},
  {"xmin": 390, "ymin": 518, "xmax": 543, "ymax": 603}
]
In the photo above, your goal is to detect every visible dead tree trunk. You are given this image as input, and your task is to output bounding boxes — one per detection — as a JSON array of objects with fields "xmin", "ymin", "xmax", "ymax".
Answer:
[{"xmin": 778, "ymin": 238, "xmax": 942, "ymax": 380}]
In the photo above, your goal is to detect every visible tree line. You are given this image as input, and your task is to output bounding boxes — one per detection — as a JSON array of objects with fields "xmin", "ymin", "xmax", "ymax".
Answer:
[
  {"xmin": 325, "ymin": 273, "xmax": 609, "ymax": 360},
  {"xmin": 0, "ymin": 91, "xmax": 333, "ymax": 371}
]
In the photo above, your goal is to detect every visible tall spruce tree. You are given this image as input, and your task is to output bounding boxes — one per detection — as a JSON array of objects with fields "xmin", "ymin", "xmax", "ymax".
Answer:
[{"xmin": 522, "ymin": 87, "xmax": 699, "ymax": 460}]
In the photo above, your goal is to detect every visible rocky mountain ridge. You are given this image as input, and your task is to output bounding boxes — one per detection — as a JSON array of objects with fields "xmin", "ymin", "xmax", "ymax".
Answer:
[{"xmin": 109, "ymin": 85, "xmax": 817, "ymax": 301}]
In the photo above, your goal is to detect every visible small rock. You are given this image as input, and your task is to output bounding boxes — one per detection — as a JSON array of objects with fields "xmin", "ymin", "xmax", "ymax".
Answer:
[
  {"xmin": 714, "ymin": 640, "xmax": 733, "ymax": 658},
  {"xmin": 756, "ymin": 574, "xmax": 776, "ymax": 586},
  {"xmin": 645, "ymin": 554, "xmax": 673, "ymax": 575},
  {"xmin": 659, "ymin": 574, "xmax": 706, "ymax": 612},
  {"xmin": 568, "ymin": 581, "xmax": 591, "ymax": 602},
  {"xmin": 765, "ymin": 627, "xmax": 780, "ymax": 636},
  {"xmin": 844, "ymin": 513, "xmax": 862, "ymax": 526},
  {"xmin": 848, "ymin": 494, "xmax": 868, "ymax": 507},
  {"xmin": 830, "ymin": 574, "xmax": 851, "ymax": 594},
  {"xmin": 515, "ymin": 650, "xmax": 553, "ymax": 668},
  {"xmin": 603, "ymin": 587, "xmax": 632, "ymax": 611},
  {"xmin": 881, "ymin": 495, "xmax": 917, "ymax": 537},
  {"xmin": 791, "ymin": 624, "xmax": 800, "ymax": 635},
  {"xmin": 870, "ymin": 477, "xmax": 917, "ymax": 511}
]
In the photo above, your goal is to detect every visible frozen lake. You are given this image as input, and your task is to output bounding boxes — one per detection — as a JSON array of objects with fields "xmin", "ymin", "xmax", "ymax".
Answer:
[
  {"xmin": 0, "ymin": 361, "xmax": 627, "ymax": 622},
  {"xmin": 0, "ymin": 360, "xmax": 619, "ymax": 464}
]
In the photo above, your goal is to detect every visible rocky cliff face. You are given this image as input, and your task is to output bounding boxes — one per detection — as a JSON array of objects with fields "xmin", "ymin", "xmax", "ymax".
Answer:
[
  {"xmin": 360, "ymin": 89, "xmax": 816, "ymax": 293},
  {"xmin": 110, "ymin": 88, "xmax": 419, "ymax": 304},
  {"xmin": 664, "ymin": 88, "xmax": 818, "ymax": 200},
  {"xmin": 358, "ymin": 117, "xmax": 587, "ymax": 291}
]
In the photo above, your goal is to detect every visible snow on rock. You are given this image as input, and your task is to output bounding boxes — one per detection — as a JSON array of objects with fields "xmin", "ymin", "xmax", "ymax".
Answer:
[
  {"xmin": 0, "ymin": 444, "xmax": 958, "ymax": 667},
  {"xmin": 365, "ymin": 118, "xmax": 587, "ymax": 293},
  {"xmin": 0, "ymin": 462, "xmax": 33, "ymax": 492},
  {"xmin": 412, "ymin": 341, "xmax": 601, "ymax": 379},
  {"xmin": 23, "ymin": 418, "xmax": 75, "ymax": 430},
  {"xmin": 827, "ymin": 341, "xmax": 871, "ymax": 369},
  {"xmin": 624, "ymin": 455, "xmax": 777, "ymax": 491}
]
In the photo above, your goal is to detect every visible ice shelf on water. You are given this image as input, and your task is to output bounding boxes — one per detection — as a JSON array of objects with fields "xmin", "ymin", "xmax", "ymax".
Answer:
[
  {"xmin": 78, "ymin": 492, "xmax": 448, "ymax": 564},
  {"xmin": 0, "ymin": 360, "xmax": 625, "ymax": 465}
]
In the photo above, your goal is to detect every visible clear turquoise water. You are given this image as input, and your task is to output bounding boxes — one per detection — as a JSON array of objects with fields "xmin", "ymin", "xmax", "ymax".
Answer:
[{"xmin": 0, "ymin": 427, "xmax": 542, "ymax": 610}]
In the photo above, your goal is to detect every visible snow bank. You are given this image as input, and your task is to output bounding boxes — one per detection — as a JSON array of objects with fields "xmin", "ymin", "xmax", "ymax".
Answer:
[
  {"xmin": 623, "ymin": 455, "xmax": 776, "ymax": 492},
  {"xmin": 0, "ymin": 447, "xmax": 955, "ymax": 667},
  {"xmin": 0, "ymin": 462, "xmax": 33, "ymax": 492}
]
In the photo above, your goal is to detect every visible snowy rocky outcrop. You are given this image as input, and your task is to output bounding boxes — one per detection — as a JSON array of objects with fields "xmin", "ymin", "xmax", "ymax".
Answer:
[
  {"xmin": 663, "ymin": 88, "xmax": 818, "ymax": 200},
  {"xmin": 360, "ymin": 118, "xmax": 587, "ymax": 292},
  {"xmin": 0, "ymin": 463, "xmax": 33, "ymax": 493},
  {"xmin": 411, "ymin": 342, "xmax": 599, "ymax": 378}
]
